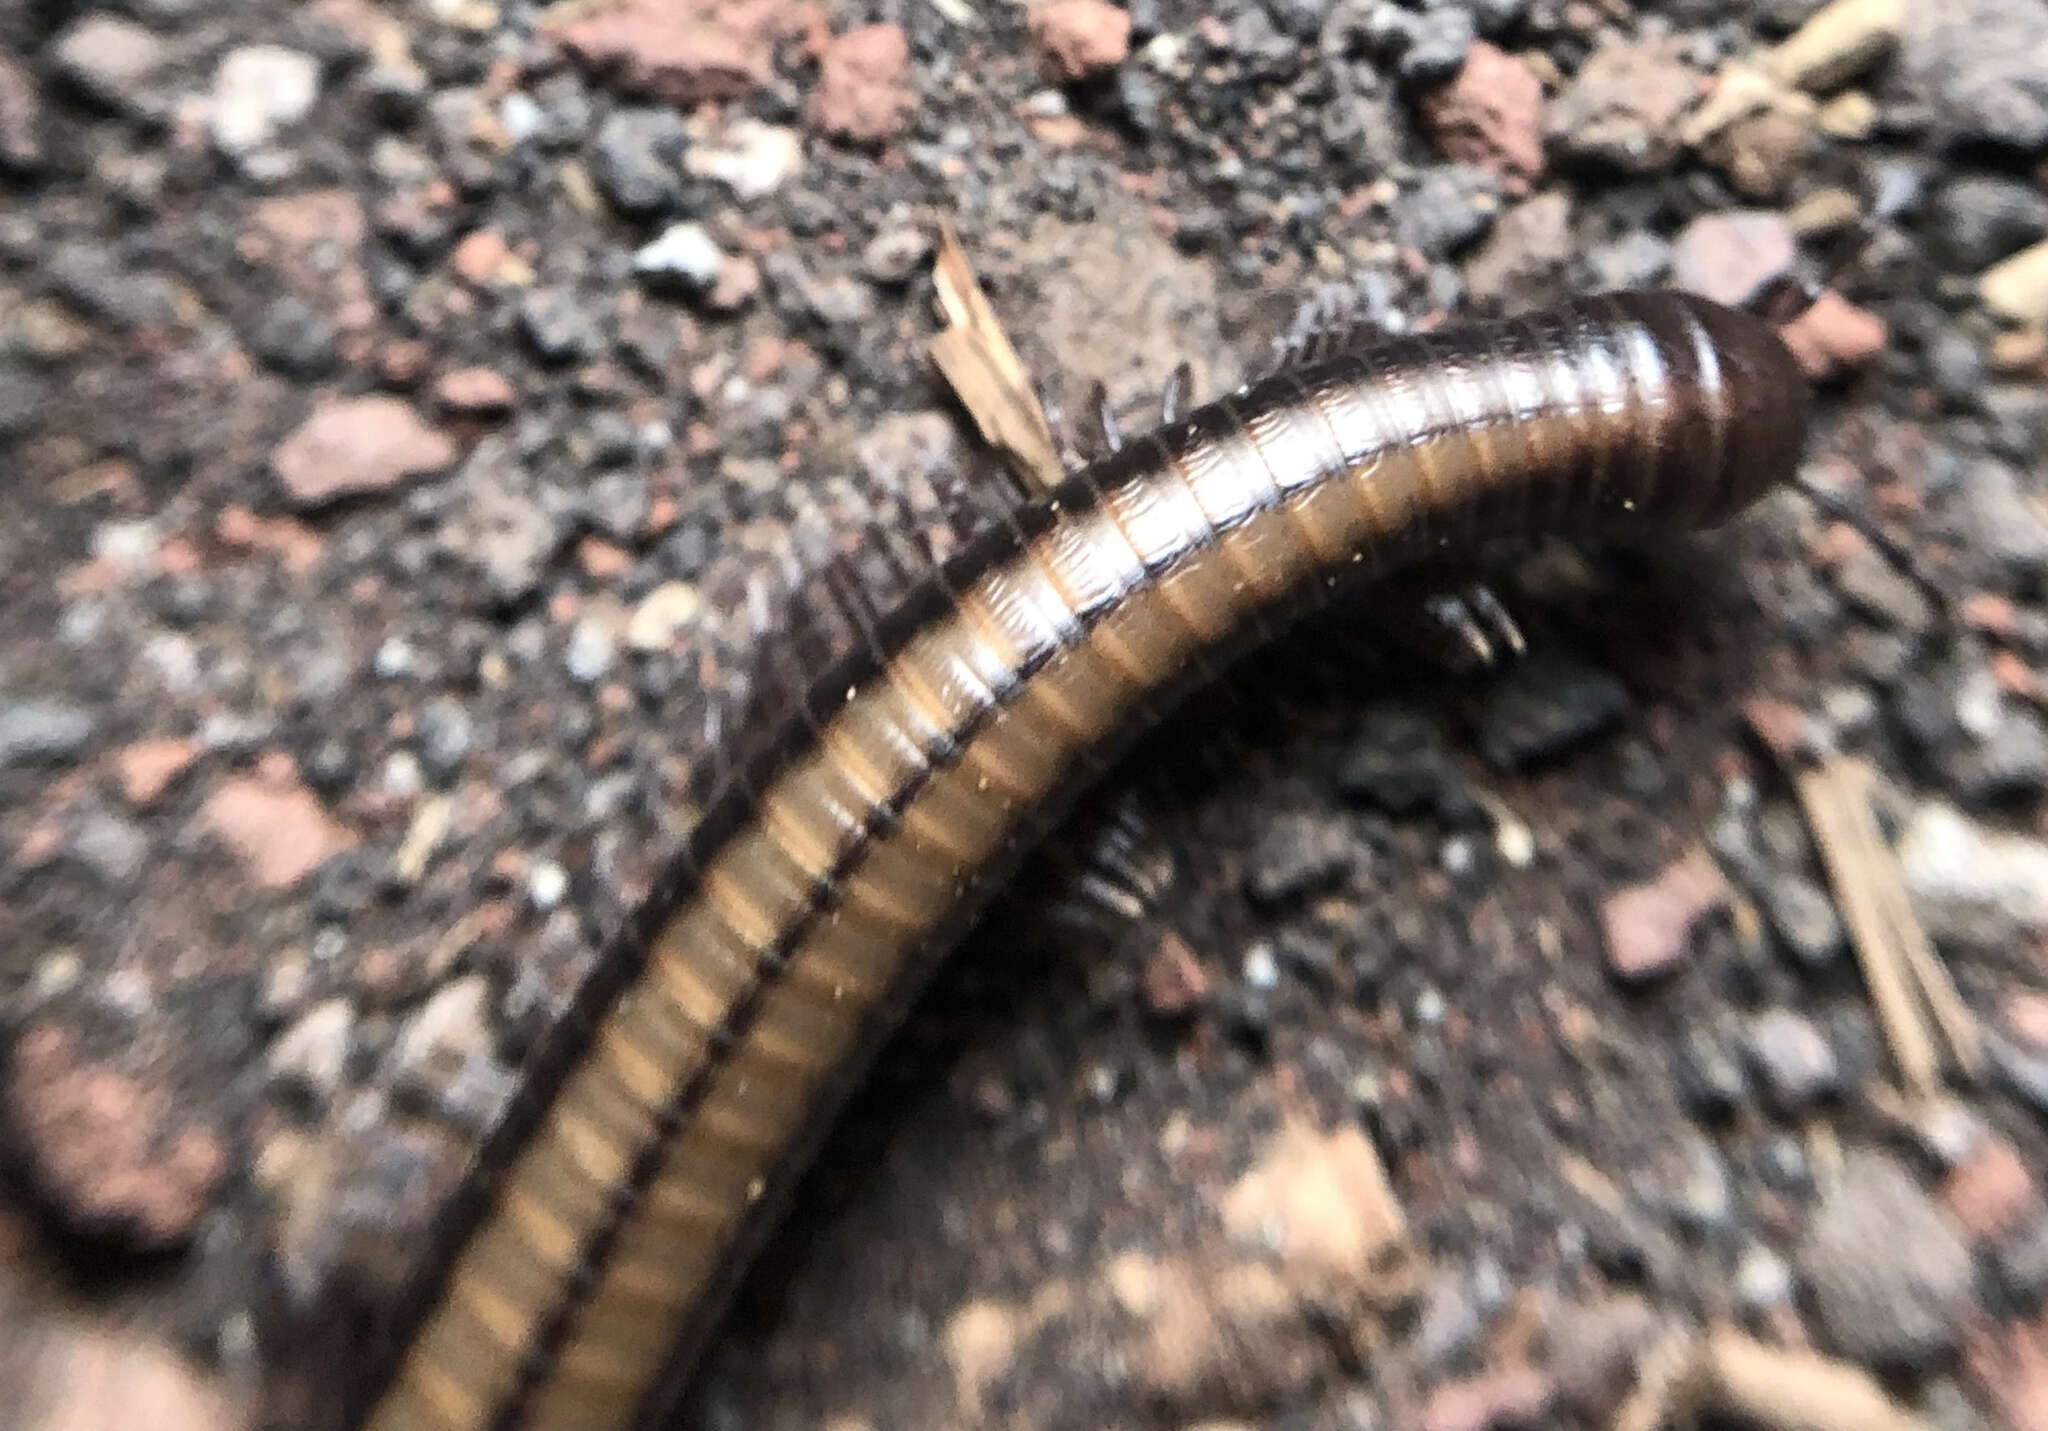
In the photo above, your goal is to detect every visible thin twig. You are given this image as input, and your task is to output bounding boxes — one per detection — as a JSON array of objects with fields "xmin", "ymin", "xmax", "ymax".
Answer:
[
  {"xmin": 927, "ymin": 221, "xmax": 1064, "ymax": 495},
  {"xmin": 1793, "ymin": 756, "xmax": 1980, "ymax": 1099}
]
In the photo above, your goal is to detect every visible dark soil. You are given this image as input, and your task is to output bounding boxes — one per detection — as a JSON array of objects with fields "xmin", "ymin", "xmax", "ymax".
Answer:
[{"xmin": 5, "ymin": 0, "xmax": 2048, "ymax": 1426}]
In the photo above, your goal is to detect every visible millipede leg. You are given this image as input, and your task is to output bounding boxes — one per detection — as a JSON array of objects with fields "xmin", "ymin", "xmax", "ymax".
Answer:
[
  {"xmin": 1043, "ymin": 389, "xmax": 1086, "ymax": 472},
  {"xmin": 1408, "ymin": 582, "xmax": 1527, "ymax": 673},
  {"xmin": 1460, "ymin": 582, "xmax": 1526, "ymax": 660},
  {"xmin": 1159, "ymin": 362, "xmax": 1193, "ymax": 426},
  {"xmin": 1091, "ymin": 380, "xmax": 1123, "ymax": 455},
  {"xmin": 1267, "ymin": 279, "xmax": 1398, "ymax": 373}
]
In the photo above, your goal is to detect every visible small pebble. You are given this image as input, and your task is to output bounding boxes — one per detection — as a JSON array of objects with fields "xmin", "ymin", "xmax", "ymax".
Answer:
[
  {"xmin": 1927, "ymin": 174, "xmax": 2048, "ymax": 272},
  {"xmin": 564, "ymin": 615, "xmax": 617, "ymax": 684},
  {"xmin": 625, "ymin": 582, "xmax": 703, "ymax": 652},
  {"xmin": 861, "ymin": 226, "xmax": 933, "ymax": 284},
  {"xmin": 1982, "ymin": 241, "xmax": 2048, "ymax": 325},
  {"xmin": 809, "ymin": 24, "xmax": 915, "ymax": 143},
  {"xmin": 1337, "ymin": 705, "xmax": 1470, "ymax": 819},
  {"xmin": 1672, "ymin": 1027, "xmax": 1748, "ymax": 1121},
  {"xmin": 1671, "ymin": 210, "xmax": 1797, "ymax": 309},
  {"xmin": 68, "ymin": 812, "xmax": 148, "ymax": 885},
  {"xmin": 685, "ymin": 118, "xmax": 801, "ymax": 200},
  {"xmin": 1742, "ymin": 1008, "xmax": 1840, "ymax": 1111},
  {"xmin": 1900, "ymin": 0, "xmax": 2048, "ymax": 150},
  {"xmin": 1395, "ymin": 165, "xmax": 1500, "ymax": 258},
  {"xmin": 271, "ymin": 396, "xmax": 455, "ymax": 508},
  {"xmin": 1544, "ymin": 36, "xmax": 1694, "ymax": 174},
  {"xmin": 1478, "ymin": 652, "xmax": 1629, "ymax": 770},
  {"xmin": 1798, "ymin": 1149, "xmax": 1975, "ymax": 1368},
  {"xmin": 415, "ymin": 698, "xmax": 474, "ymax": 784},
  {"xmin": 50, "ymin": 14, "xmax": 169, "ymax": 114},
  {"xmin": 1140, "ymin": 930, "xmax": 1208, "ymax": 1018},
  {"xmin": 1465, "ymin": 191, "xmax": 1573, "ymax": 307},
  {"xmin": 266, "ymin": 999, "xmax": 355, "ymax": 1104},
  {"xmin": 1417, "ymin": 40, "xmax": 1540, "ymax": 187},
  {"xmin": 1601, "ymin": 850, "xmax": 1727, "ymax": 983},
  {"xmin": 1030, "ymin": 0, "xmax": 1132, "ymax": 83},
  {"xmin": 1401, "ymin": 6, "xmax": 1477, "ymax": 89},
  {"xmin": 1760, "ymin": 872, "xmax": 1846, "ymax": 970},
  {"xmin": 1961, "ymin": 459, "xmax": 2048, "ymax": 588},
  {"xmin": 1766, "ymin": 0, "xmax": 1903, "ymax": 93},
  {"xmin": 1733, "ymin": 1244, "xmax": 1796, "ymax": 1311},
  {"xmin": 592, "ymin": 107, "xmax": 687, "ymax": 217},
  {"xmin": 1241, "ymin": 941, "xmax": 1281, "ymax": 992},
  {"xmin": 252, "ymin": 295, "xmax": 339, "ymax": 378},
  {"xmin": 518, "ymin": 288, "xmax": 604, "ymax": 364},
  {"xmin": 1900, "ymin": 801, "xmax": 2048, "ymax": 950},
  {"xmin": 634, "ymin": 222, "xmax": 725, "ymax": 294},
  {"xmin": 209, "ymin": 45, "xmax": 320, "ymax": 156},
  {"xmin": 528, "ymin": 860, "xmax": 569, "ymax": 911},
  {"xmin": 0, "ymin": 700, "xmax": 95, "ymax": 770},
  {"xmin": 1778, "ymin": 292, "xmax": 1887, "ymax": 381},
  {"xmin": 1244, "ymin": 811, "xmax": 1360, "ymax": 904},
  {"xmin": 1757, "ymin": 1134, "xmax": 1812, "ymax": 1192},
  {"xmin": 436, "ymin": 368, "xmax": 516, "ymax": 415}
]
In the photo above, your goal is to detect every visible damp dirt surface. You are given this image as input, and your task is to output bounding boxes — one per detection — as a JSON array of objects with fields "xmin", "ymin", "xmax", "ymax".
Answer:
[{"xmin": 7, "ymin": 0, "xmax": 2048, "ymax": 1426}]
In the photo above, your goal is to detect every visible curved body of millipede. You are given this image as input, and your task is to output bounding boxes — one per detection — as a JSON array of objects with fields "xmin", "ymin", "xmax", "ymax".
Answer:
[{"xmin": 353, "ymin": 291, "xmax": 1811, "ymax": 1431}]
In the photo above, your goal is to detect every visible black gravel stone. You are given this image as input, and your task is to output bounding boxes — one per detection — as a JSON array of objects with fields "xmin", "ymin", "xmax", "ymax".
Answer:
[
  {"xmin": 1478, "ymin": 652, "xmax": 1630, "ymax": 770},
  {"xmin": 154, "ymin": 575, "xmax": 218, "ymax": 627},
  {"xmin": 1218, "ymin": 987, "xmax": 1273, "ymax": 1053},
  {"xmin": 1244, "ymin": 811, "xmax": 1362, "ymax": 905},
  {"xmin": 591, "ymin": 107, "xmax": 688, "ymax": 219},
  {"xmin": 1395, "ymin": 164, "xmax": 1499, "ymax": 256},
  {"xmin": 1989, "ymin": 1216, "xmax": 2048, "ymax": 1314},
  {"xmin": 1672, "ymin": 1027, "xmax": 1748, "ymax": 1121},
  {"xmin": 1760, "ymin": 872, "xmax": 1846, "ymax": 971},
  {"xmin": 1468, "ymin": 0, "xmax": 1527, "ymax": 37},
  {"xmin": 1798, "ymin": 1151, "xmax": 1976, "ymax": 1369},
  {"xmin": 252, "ymin": 292, "xmax": 340, "ymax": 378},
  {"xmin": 1990, "ymin": 1032, "xmax": 2048, "ymax": 1118},
  {"xmin": 1755, "ymin": 1133, "xmax": 1812, "ymax": 1192},
  {"xmin": 1398, "ymin": 5, "xmax": 1474, "ymax": 88},
  {"xmin": 1337, "ymin": 704, "xmax": 1465, "ymax": 816},
  {"xmin": 1928, "ymin": 330, "xmax": 1986, "ymax": 405},
  {"xmin": 1962, "ymin": 460, "xmax": 2048, "ymax": 591},
  {"xmin": 1263, "ymin": 0, "xmax": 1334, "ymax": 40},
  {"xmin": 416, "ymin": 697, "xmax": 475, "ymax": 784},
  {"xmin": 312, "ymin": 849, "xmax": 379, "ymax": 921},
  {"xmin": 1900, "ymin": 0, "xmax": 2048, "ymax": 150},
  {"xmin": 1984, "ymin": 386, "xmax": 2048, "ymax": 467},
  {"xmin": 301, "ymin": 736, "xmax": 359, "ymax": 798},
  {"xmin": 0, "ymin": 700, "xmax": 96, "ymax": 770},
  {"xmin": 1926, "ymin": 175, "xmax": 2048, "ymax": 272},
  {"xmin": 0, "ymin": 362, "xmax": 42, "ymax": 441},
  {"xmin": 1742, "ymin": 1008, "xmax": 1841, "ymax": 1112},
  {"xmin": 518, "ymin": 287, "xmax": 604, "ymax": 365}
]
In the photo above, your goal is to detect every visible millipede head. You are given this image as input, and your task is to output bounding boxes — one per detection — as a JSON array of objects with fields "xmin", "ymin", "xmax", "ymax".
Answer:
[{"xmin": 1612, "ymin": 291, "xmax": 1815, "ymax": 531}]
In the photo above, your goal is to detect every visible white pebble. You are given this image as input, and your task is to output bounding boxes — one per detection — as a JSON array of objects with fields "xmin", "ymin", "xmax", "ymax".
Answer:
[
  {"xmin": 1241, "ymin": 941, "xmax": 1281, "ymax": 990},
  {"xmin": 210, "ymin": 45, "xmax": 321, "ymax": 156},
  {"xmin": 528, "ymin": 859, "xmax": 570, "ymax": 910},
  {"xmin": 499, "ymin": 91, "xmax": 544, "ymax": 144},
  {"xmin": 633, "ymin": 223, "xmax": 723, "ymax": 291}
]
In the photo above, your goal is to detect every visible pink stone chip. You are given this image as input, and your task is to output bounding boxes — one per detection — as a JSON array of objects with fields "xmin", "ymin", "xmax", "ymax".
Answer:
[{"xmin": 271, "ymin": 394, "xmax": 456, "ymax": 507}]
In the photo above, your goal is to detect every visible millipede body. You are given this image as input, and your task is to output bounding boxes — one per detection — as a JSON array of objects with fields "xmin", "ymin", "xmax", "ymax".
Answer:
[{"xmin": 356, "ymin": 291, "xmax": 1811, "ymax": 1431}]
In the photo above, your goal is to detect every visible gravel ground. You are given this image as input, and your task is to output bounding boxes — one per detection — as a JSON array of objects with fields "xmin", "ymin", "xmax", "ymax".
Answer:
[{"xmin": 6, "ymin": 0, "xmax": 2048, "ymax": 1426}]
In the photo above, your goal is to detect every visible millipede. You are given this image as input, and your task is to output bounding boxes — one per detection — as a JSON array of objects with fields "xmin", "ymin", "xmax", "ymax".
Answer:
[{"xmin": 349, "ymin": 286, "xmax": 1814, "ymax": 1431}]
